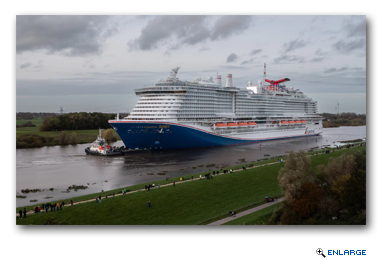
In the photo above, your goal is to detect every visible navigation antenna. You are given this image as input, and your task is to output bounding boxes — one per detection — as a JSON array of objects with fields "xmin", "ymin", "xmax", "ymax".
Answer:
[{"xmin": 60, "ymin": 107, "xmax": 64, "ymax": 115}]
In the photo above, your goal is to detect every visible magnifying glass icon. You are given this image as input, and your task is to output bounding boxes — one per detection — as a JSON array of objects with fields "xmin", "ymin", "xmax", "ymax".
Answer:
[{"xmin": 316, "ymin": 248, "xmax": 326, "ymax": 258}]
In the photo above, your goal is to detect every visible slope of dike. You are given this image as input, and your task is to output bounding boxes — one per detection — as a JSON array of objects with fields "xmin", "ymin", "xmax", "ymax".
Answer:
[{"xmin": 16, "ymin": 146, "xmax": 365, "ymax": 225}]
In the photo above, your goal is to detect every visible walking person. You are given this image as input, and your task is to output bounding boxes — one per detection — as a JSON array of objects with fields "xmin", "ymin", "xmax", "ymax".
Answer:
[
  {"xmin": 173, "ymin": 181, "xmax": 175, "ymax": 187},
  {"xmin": 113, "ymin": 193, "xmax": 115, "ymax": 198},
  {"xmin": 19, "ymin": 209, "xmax": 22, "ymax": 219},
  {"xmin": 71, "ymin": 200, "xmax": 73, "ymax": 206},
  {"xmin": 158, "ymin": 183, "xmax": 160, "ymax": 189},
  {"xmin": 99, "ymin": 196, "xmax": 101, "ymax": 203},
  {"xmin": 60, "ymin": 203, "xmax": 62, "ymax": 210},
  {"xmin": 96, "ymin": 196, "xmax": 98, "ymax": 202},
  {"xmin": 23, "ymin": 207, "xmax": 26, "ymax": 218},
  {"xmin": 200, "ymin": 174, "xmax": 202, "ymax": 180},
  {"xmin": 124, "ymin": 188, "xmax": 127, "ymax": 194}
]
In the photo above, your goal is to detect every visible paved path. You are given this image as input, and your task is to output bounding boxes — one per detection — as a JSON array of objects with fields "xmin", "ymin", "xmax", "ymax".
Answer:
[{"xmin": 207, "ymin": 197, "xmax": 285, "ymax": 225}]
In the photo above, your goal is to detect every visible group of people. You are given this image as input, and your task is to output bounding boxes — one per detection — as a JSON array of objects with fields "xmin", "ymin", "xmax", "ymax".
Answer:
[
  {"xmin": 18, "ymin": 201, "xmax": 66, "ymax": 218},
  {"xmin": 18, "ymin": 208, "xmax": 27, "ymax": 219},
  {"xmin": 145, "ymin": 184, "xmax": 155, "ymax": 191},
  {"xmin": 229, "ymin": 210, "xmax": 236, "ymax": 217},
  {"xmin": 38, "ymin": 202, "xmax": 65, "ymax": 213}
]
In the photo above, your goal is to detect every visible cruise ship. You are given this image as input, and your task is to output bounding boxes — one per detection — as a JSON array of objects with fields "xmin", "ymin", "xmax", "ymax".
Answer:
[{"xmin": 108, "ymin": 67, "xmax": 323, "ymax": 150}]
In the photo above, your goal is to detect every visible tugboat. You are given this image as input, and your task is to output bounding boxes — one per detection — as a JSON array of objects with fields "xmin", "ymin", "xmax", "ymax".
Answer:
[{"xmin": 85, "ymin": 129, "xmax": 123, "ymax": 156}]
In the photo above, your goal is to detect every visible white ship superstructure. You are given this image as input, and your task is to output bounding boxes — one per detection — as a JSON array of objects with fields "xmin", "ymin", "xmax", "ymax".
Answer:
[{"xmin": 109, "ymin": 67, "xmax": 323, "ymax": 150}]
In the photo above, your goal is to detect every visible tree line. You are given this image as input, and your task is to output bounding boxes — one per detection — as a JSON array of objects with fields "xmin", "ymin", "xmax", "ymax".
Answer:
[
  {"xmin": 39, "ymin": 112, "xmax": 125, "ymax": 131},
  {"xmin": 269, "ymin": 147, "xmax": 366, "ymax": 225},
  {"xmin": 322, "ymin": 112, "xmax": 366, "ymax": 128},
  {"xmin": 16, "ymin": 112, "xmax": 57, "ymax": 120}
]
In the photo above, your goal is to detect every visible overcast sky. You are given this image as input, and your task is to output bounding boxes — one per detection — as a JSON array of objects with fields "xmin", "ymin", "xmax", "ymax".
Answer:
[{"xmin": 16, "ymin": 15, "xmax": 366, "ymax": 114}]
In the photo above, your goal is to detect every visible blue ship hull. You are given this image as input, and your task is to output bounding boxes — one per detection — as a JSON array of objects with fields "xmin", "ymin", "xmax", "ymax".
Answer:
[{"xmin": 109, "ymin": 121, "xmax": 321, "ymax": 150}]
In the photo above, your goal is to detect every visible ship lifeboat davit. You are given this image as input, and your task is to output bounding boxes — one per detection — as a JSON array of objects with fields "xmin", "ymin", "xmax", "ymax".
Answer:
[{"xmin": 227, "ymin": 123, "xmax": 238, "ymax": 128}]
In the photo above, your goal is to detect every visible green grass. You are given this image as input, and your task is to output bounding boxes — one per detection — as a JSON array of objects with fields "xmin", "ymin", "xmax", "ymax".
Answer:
[
  {"xmin": 16, "ymin": 118, "xmax": 45, "ymax": 127},
  {"xmin": 222, "ymin": 202, "xmax": 283, "ymax": 225},
  {"xmin": 16, "ymin": 117, "xmax": 121, "ymax": 145},
  {"xmin": 16, "ymin": 145, "xmax": 365, "ymax": 225},
  {"xmin": 16, "ymin": 162, "xmax": 283, "ymax": 225}
]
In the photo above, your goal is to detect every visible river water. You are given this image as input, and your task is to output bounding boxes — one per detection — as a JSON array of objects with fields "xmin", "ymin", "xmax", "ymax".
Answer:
[{"xmin": 16, "ymin": 126, "xmax": 366, "ymax": 207}]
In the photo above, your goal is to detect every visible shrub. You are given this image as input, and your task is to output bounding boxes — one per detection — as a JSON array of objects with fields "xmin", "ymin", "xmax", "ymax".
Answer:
[
  {"xmin": 58, "ymin": 131, "xmax": 69, "ymax": 145},
  {"xmin": 70, "ymin": 132, "xmax": 78, "ymax": 145}
]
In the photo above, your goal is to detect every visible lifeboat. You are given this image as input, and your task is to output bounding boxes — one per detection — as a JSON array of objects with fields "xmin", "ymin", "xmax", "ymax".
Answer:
[
  {"xmin": 248, "ymin": 122, "xmax": 257, "ymax": 126},
  {"xmin": 288, "ymin": 121, "xmax": 295, "ymax": 124},
  {"xmin": 215, "ymin": 123, "xmax": 227, "ymax": 128},
  {"xmin": 272, "ymin": 121, "xmax": 278, "ymax": 124},
  {"xmin": 227, "ymin": 123, "xmax": 238, "ymax": 128},
  {"xmin": 294, "ymin": 121, "xmax": 301, "ymax": 124},
  {"xmin": 238, "ymin": 122, "xmax": 248, "ymax": 127},
  {"xmin": 301, "ymin": 120, "xmax": 307, "ymax": 123},
  {"xmin": 281, "ymin": 121, "xmax": 289, "ymax": 125}
]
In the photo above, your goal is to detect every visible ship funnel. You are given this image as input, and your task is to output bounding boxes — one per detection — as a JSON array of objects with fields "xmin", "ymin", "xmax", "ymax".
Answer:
[
  {"xmin": 216, "ymin": 74, "xmax": 222, "ymax": 85},
  {"xmin": 226, "ymin": 73, "xmax": 233, "ymax": 87},
  {"xmin": 116, "ymin": 112, "xmax": 119, "ymax": 120}
]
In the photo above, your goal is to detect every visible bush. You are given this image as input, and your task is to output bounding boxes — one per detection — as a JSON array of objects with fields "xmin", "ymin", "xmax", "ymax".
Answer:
[
  {"xmin": 58, "ymin": 131, "xmax": 69, "ymax": 145},
  {"xmin": 70, "ymin": 132, "xmax": 78, "ymax": 145}
]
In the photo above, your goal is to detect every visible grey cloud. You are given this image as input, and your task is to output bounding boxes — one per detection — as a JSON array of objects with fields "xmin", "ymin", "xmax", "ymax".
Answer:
[
  {"xmin": 332, "ymin": 38, "xmax": 366, "ymax": 53},
  {"xmin": 129, "ymin": 15, "xmax": 252, "ymax": 51},
  {"xmin": 315, "ymin": 49, "xmax": 328, "ymax": 56},
  {"xmin": 20, "ymin": 63, "xmax": 32, "ymax": 69},
  {"xmin": 274, "ymin": 55, "xmax": 305, "ymax": 63},
  {"xmin": 310, "ymin": 57, "xmax": 325, "ymax": 63},
  {"xmin": 226, "ymin": 53, "xmax": 238, "ymax": 63},
  {"xmin": 283, "ymin": 38, "xmax": 307, "ymax": 53},
  {"xmin": 241, "ymin": 58, "xmax": 256, "ymax": 65},
  {"xmin": 343, "ymin": 17, "xmax": 366, "ymax": 38},
  {"xmin": 198, "ymin": 46, "xmax": 210, "ymax": 52},
  {"xmin": 324, "ymin": 67, "xmax": 349, "ymax": 73},
  {"xmin": 249, "ymin": 49, "xmax": 262, "ymax": 56},
  {"xmin": 324, "ymin": 67, "xmax": 364, "ymax": 74},
  {"xmin": 17, "ymin": 15, "xmax": 115, "ymax": 56},
  {"xmin": 128, "ymin": 16, "xmax": 209, "ymax": 50},
  {"xmin": 210, "ymin": 16, "xmax": 252, "ymax": 40}
]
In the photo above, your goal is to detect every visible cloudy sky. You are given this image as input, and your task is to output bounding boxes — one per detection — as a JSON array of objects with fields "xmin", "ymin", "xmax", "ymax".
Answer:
[{"xmin": 16, "ymin": 15, "xmax": 366, "ymax": 114}]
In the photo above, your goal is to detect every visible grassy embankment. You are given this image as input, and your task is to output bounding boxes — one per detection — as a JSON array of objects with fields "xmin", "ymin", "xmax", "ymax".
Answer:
[
  {"xmin": 16, "ymin": 118, "xmax": 120, "ymax": 146},
  {"xmin": 16, "ymin": 146, "xmax": 365, "ymax": 225}
]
